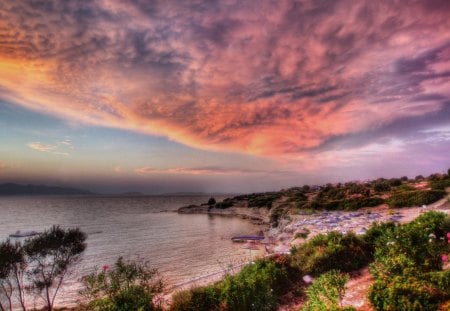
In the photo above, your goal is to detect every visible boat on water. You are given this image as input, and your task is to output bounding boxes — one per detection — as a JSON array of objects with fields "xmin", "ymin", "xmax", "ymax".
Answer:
[
  {"xmin": 231, "ymin": 235, "xmax": 265, "ymax": 242},
  {"xmin": 9, "ymin": 230, "xmax": 39, "ymax": 238}
]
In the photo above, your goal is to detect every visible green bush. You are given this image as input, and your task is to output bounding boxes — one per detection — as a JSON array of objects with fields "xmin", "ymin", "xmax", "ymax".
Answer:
[
  {"xmin": 170, "ymin": 286, "xmax": 221, "ymax": 311},
  {"xmin": 310, "ymin": 196, "xmax": 384, "ymax": 211},
  {"xmin": 373, "ymin": 181, "xmax": 391, "ymax": 193},
  {"xmin": 81, "ymin": 257, "xmax": 163, "ymax": 311},
  {"xmin": 430, "ymin": 179, "xmax": 450, "ymax": 191},
  {"xmin": 170, "ymin": 259, "xmax": 290, "ymax": 311},
  {"xmin": 369, "ymin": 274, "xmax": 441, "ymax": 311},
  {"xmin": 270, "ymin": 206, "xmax": 286, "ymax": 227},
  {"xmin": 303, "ymin": 270, "xmax": 350, "ymax": 311},
  {"xmin": 387, "ymin": 190, "xmax": 446, "ymax": 208},
  {"xmin": 215, "ymin": 198, "xmax": 233, "ymax": 209},
  {"xmin": 362, "ymin": 222, "xmax": 397, "ymax": 259},
  {"xmin": 248, "ymin": 192, "xmax": 282, "ymax": 208},
  {"xmin": 290, "ymin": 232, "xmax": 370, "ymax": 276},
  {"xmin": 368, "ymin": 212, "xmax": 450, "ymax": 310},
  {"xmin": 221, "ymin": 260, "xmax": 289, "ymax": 311}
]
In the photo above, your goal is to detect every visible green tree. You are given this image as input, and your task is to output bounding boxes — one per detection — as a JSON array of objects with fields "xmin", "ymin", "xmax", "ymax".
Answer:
[
  {"xmin": 0, "ymin": 239, "xmax": 27, "ymax": 311},
  {"xmin": 24, "ymin": 226, "xmax": 86, "ymax": 311},
  {"xmin": 207, "ymin": 197, "xmax": 216, "ymax": 206}
]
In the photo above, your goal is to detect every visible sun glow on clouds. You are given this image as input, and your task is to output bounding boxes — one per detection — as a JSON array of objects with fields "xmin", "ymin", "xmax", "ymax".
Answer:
[
  {"xmin": 135, "ymin": 166, "xmax": 270, "ymax": 176},
  {"xmin": 0, "ymin": 0, "xmax": 449, "ymax": 174}
]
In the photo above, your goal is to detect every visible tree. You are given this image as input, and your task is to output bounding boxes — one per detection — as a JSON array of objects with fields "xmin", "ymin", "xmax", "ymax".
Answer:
[
  {"xmin": 0, "ymin": 239, "xmax": 27, "ymax": 311},
  {"xmin": 24, "ymin": 226, "xmax": 86, "ymax": 311},
  {"xmin": 207, "ymin": 197, "xmax": 216, "ymax": 206}
]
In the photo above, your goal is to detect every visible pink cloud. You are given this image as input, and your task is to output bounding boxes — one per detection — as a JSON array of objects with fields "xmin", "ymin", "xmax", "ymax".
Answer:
[{"xmin": 1, "ymin": 0, "xmax": 449, "ymax": 158}]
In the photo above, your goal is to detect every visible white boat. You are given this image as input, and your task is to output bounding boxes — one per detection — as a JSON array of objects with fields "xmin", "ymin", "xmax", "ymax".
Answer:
[{"xmin": 9, "ymin": 230, "xmax": 39, "ymax": 238}]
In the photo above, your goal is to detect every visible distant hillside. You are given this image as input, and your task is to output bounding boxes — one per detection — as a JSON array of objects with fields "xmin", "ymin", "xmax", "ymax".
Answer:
[{"xmin": 0, "ymin": 183, "xmax": 94, "ymax": 196}]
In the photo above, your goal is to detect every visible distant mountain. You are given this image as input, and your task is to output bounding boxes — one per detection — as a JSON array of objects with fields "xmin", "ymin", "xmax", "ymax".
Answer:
[
  {"xmin": 0, "ymin": 183, "xmax": 94, "ymax": 196},
  {"xmin": 117, "ymin": 192, "xmax": 145, "ymax": 196},
  {"xmin": 158, "ymin": 191, "xmax": 240, "ymax": 197}
]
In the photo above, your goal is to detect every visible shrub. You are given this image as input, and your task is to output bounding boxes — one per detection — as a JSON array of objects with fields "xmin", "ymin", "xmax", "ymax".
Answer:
[
  {"xmin": 207, "ymin": 197, "xmax": 216, "ymax": 205},
  {"xmin": 290, "ymin": 232, "xmax": 370, "ymax": 276},
  {"xmin": 220, "ymin": 259, "xmax": 289, "ymax": 311},
  {"xmin": 81, "ymin": 257, "xmax": 163, "ymax": 311},
  {"xmin": 369, "ymin": 274, "xmax": 441, "ymax": 311},
  {"xmin": 368, "ymin": 212, "xmax": 450, "ymax": 310},
  {"xmin": 373, "ymin": 181, "xmax": 391, "ymax": 193},
  {"xmin": 303, "ymin": 270, "xmax": 350, "ymax": 311},
  {"xmin": 170, "ymin": 286, "xmax": 221, "ymax": 311},
  {"xmin": 215, "ymin": 198, "xmax": 233, "ymax": 209},
  {"xmin": 387, "ymin": 190, "xmax": 446, "ymax": 208},
  {"xmin": 248, "ymin": 192, "xmax": 282, "ymax": 208},
  {"xmin": 362, "ymin": 222, "xmax": 397, "ymax": 259},
  {"xmin": 270, "ymin": 206, "xmax": 286, "ymax": 227},
  {"xmin": 388, "ymin": 178, "xmax": 402, "ymax": 187},
  {"xmin": 430, "ymin": 179, "xmax": 450, "ymax": 191}
]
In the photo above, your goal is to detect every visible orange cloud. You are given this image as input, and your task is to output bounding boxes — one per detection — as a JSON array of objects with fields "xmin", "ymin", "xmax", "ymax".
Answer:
[
  {"xmin": 135, "ymin": 166, "xmax": 268, "ymax": 176},
  {"xmin": 1, "ymin": 1, "xmax": 450, "ymax": 158}
]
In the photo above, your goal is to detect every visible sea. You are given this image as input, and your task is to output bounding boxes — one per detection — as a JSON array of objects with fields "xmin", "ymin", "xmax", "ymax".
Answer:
[{"xmin": 0, "ymin": 195, "xmax": 263, "ymax": 307}]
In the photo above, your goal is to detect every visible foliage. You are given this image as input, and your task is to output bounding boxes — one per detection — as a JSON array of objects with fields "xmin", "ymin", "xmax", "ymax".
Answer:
[
  {"xmin": 215, "ymin": 198, "xmax": 233, "ymax": 209},
  {"xmin": 270, "ymin": 206, "xmax": 287, "ymax": 227},
  {"xmin": 248, "ymin": 193, "xmax": 282, "ymax": 208},
  {"xmin": 290, "ymin": 232, "xmax": 369, "ymax": 276},
  {"xmin": 373, "ymin": 180, "xmax": 391, "ymax": 193},
  {"xmin": 24, "ymin": 226, "xmax": 86, "ymax": 311},
  {"xmin": 387, "ymin": 190, "xmax": 446, "ymax": 208},
  {"xmin": 369, "ymin": 274, "xmax": 441, "ymax": 311},
  {"xmin": 0, "ymin": 239, "xmax": 27, "ymax": 311},
  {"xmin": 430, "ymin": 179, "xmax": 450, "ymax": 191},
  {"xmin": 220, "ymin": 259, "xmax": 289, "ymax": 311},
  {"xmin": 294, "ymin": 229, "xmax": 310, "ymax": 240},
  {"xmin": 171, "ymin": 259, "xmax": 290, "ymax": 311},
  {"xmin": 368, "ymin": 212, "xmax": 450, "ymax": 310},
  {"xmin": 170, "ymin": 286, "xmax": 221, "ymax": 311},
  {"xmin": 207, "ymin": 197, "xmax": 216, "ymax": 205},
  {"xmin": 302, "ymin": 270, "xmax": 350, "ymax": 311},
  {"xmin": 387, "ymin": 178, "xmax": 402, "ymax": 187},
  {"xmin": 81, "ymin": 257, "xmax": 163, "ymax": 311},
  {"xmin": 310, "ymin": 196, "xmax": 384, "ymax": 211},
  {"xmin": 362, "ymin": 222, "xmax": 397, "ymax": 259}
]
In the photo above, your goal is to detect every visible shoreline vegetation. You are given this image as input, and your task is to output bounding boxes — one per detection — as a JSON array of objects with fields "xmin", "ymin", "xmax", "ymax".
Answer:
[{"xmin": 1, "ymin": 170, "xmax": 450, "ymax": 310}]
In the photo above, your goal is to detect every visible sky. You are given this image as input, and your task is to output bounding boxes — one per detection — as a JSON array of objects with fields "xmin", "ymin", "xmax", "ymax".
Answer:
[{"xmin": 0, "ymin": 0, "xmax": 449, "ymax": 194}]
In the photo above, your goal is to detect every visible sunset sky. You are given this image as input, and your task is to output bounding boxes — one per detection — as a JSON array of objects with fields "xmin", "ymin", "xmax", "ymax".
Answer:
[{"xmin": 0, "ymin": 0, "xmax": 449, "ymax": 194}]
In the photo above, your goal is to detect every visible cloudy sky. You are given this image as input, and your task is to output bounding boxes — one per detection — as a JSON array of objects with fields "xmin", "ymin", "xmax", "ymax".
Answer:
[{"xmin": 0, "ymin": 0, "xmax": 449, "ymax": 194}]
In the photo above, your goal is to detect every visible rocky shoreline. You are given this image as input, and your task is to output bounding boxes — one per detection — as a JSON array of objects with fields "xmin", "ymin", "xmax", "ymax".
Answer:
[{"xmin": 177, "ymin": 204, "xmax": 270, "ymax": 225}]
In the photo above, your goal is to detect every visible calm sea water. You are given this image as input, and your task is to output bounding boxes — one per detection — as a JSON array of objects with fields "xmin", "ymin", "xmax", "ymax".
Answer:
[{"xmin": 0, "ymin": 195, "xmax": 262, "ymax": 307}]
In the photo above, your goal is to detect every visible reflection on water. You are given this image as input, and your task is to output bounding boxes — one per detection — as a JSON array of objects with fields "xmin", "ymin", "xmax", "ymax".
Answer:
[{"xmin": 0, "ymin": 195, "xmax": 263, "ymax": 307}]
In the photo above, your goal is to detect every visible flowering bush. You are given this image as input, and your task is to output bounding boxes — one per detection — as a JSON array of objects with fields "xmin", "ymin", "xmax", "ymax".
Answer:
[
  {"xmin": 290, "ymin": 232, "xmax": 370, "ymax": 276},
  {"xmin": 80, "ymin": 257, "xmax": 163, "ymax": 311},
  {"xmin": 369, "ymin": 212, "xmax": 450, "ymax": 310}
]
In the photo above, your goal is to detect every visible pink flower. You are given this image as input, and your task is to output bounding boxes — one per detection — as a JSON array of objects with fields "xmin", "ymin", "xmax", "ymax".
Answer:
[
  {"xmin": 442, "ymin": 254, "xmax": 449, "ymax": 262},
  {"xmin": 447, "ymin": 232, "xmax": 450, "ymax": 242},
  {"xmin": 103, "ymin": 265, "xmax": 109, "ymax": 271}
]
